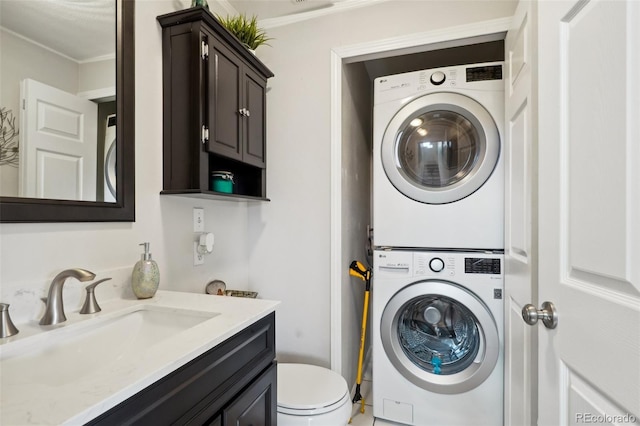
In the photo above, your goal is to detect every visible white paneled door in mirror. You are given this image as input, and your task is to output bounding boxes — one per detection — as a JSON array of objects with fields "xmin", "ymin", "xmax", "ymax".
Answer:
[
  {"xmin": 20, "ymin": 79, "xmax": 98, "ymax": 201},
  {"xmin": 537, "ymin": 0, "xmax": 640, "ymax": 424}
]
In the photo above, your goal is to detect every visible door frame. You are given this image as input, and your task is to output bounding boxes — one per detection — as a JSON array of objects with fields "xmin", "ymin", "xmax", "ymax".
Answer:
[{"xmin": 328, "ymin": 17, "xmax": 512, "ymax": 376}]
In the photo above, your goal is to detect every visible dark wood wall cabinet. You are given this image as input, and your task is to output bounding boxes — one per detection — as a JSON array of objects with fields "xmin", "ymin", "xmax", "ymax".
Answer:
[
  {"xmin": 157, "ymin": 7, "xmax": 274, "ymax": 201},
  {"xmin": 87, "ymin": 313, "xmax": 277, "ymax": 425}
]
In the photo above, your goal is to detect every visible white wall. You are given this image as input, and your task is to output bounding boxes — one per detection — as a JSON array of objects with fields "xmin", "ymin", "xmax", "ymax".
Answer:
[
  {"xmin": 248, "ymin": 0, "xmax": 516, "ymax": 374},
  {"xmin": 78, "ymin": 58, "xmax": 116, "ymax": 96},
  {"xmin": 0, "ymin": 1, "xmax": 252, "ymax": 324}
]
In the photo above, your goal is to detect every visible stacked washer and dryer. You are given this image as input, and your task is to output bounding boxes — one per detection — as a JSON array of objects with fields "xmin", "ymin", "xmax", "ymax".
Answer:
[{"xmin": 371, "ymin": 62, "xmax": 505, "ymax": 425}]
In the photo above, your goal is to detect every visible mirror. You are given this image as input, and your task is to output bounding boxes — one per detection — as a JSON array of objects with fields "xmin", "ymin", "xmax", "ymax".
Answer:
[{"xmin": 0, "ymin": 0, "xmax": 135, "ymax": 222}]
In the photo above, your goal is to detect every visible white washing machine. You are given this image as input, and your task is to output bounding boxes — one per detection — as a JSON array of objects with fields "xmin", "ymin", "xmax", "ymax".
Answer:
[
  {"xmin": 372, "ymin": 249, "xmax": 504, "ymax": 426},
  {"xmin": 373, "ymin": 62, "xmax": 504, "ymax": 250}
]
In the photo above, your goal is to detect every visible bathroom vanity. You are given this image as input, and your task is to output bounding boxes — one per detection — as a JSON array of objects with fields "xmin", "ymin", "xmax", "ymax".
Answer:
[
  {"xmin": 89, "ymin": 312, "xmax": 276, "ymax": 425},
  {"xmin": 0, "ymin": 291, "xmax": 279, "ymax": 425}
]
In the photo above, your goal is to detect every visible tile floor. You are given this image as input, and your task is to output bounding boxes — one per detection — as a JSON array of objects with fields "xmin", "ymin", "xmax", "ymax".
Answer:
[{"xmin": 346, "ymin": 360, "xmax": 406, "ymax": 426}]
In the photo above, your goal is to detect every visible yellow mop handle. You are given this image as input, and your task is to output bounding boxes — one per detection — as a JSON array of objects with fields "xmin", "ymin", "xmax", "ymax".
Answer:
[
  {"xmin": 356, "ymin": 289, "xmax": 369, "ymax": 385},
  {"xmin": 356, "ymin": 289, "xmax": 370, "ymax": 413},
  {"xmin": 348, "ymin": 259, "xmax": 372, "ymax": 421}
]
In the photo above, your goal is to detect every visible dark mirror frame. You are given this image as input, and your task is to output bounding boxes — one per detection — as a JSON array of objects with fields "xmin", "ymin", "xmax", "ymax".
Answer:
[{"xmin": 0, "ymin": 0, "xmax": 135, "ymax": 223}]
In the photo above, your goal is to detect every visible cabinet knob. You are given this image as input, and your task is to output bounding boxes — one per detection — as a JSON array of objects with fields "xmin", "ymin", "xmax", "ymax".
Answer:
[{"xmin": 244, "ymin": 109, "xmax": 250, "ymax": 117}]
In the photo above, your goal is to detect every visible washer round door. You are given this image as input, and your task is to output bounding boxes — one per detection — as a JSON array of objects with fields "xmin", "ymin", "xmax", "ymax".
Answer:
[
  {"xmin": 380, "ymin": 280, "xmax": 500, "ymax": 394},
  {"xmin": 381, "ymin": 92, "xmax": 500, "ymax": 204}
]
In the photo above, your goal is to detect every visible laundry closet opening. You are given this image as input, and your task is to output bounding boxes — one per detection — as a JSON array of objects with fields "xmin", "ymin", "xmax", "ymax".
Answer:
[{"xmin": 336, "ymin": 36, "xmax": 506, "ymax": 387}]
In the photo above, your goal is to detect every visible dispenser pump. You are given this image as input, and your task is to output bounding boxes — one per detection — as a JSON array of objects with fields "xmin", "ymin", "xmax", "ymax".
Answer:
[
  {"xmin": 132, "ymin": 242, "xmax": 160, "ymax": 299},
  {"xmin": 140, "ymin": 242, "xmax": 152, "ymax": 261}
]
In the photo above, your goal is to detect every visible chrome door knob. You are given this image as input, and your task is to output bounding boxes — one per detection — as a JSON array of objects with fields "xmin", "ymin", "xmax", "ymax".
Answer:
[{"xmin": 522, "ymin": 301, "xmax": 558, "ymax": 329}]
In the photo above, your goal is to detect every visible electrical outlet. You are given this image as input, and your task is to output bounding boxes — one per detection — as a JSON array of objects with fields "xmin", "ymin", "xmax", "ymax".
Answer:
[
  {"xmin": 194, "ymin": 242, "xmax": 204, "ymax": 266},
  {"xmin": 193, "ymin": 208, "xmax": 204, "ymax": 232}
]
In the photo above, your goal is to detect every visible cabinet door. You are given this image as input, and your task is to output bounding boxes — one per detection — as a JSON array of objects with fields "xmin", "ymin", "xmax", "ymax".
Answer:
[
  {"xmin": 207, "ymin": 34, "xmax": 242, "ymax": 161},
  {"xmin": 223, "ymin": 363, "xmax": 277, "ymax": 426},
  {"xmin": 242, "ymin": 67, "xmax": 267, "ymax": 168}
]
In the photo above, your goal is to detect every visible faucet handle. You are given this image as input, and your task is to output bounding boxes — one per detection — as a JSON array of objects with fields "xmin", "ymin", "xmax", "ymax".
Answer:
[
  {"xmin": 80, "ymin": 278, "xmax": 112, "ymax": 315},
  {"xmin": 0, "ymin": 303, "xmax": 19, "ymax": 338}
]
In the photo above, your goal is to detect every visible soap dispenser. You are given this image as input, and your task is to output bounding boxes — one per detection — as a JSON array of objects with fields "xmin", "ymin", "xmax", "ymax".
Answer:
[{"xmin": 132, "ymin": 242, "xmax": 160, "ymax": 299}]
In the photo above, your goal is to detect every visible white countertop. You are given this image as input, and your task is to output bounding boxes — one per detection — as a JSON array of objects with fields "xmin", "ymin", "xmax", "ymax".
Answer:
[{"xmin": 0, "ymin": 291, "xmax": 279, "ymax": 425}]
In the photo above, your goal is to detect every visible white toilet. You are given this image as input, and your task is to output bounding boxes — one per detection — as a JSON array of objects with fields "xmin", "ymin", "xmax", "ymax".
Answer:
[{"xmin": 277, "ymin": 363, "xmax": 352, "ymax": 425}]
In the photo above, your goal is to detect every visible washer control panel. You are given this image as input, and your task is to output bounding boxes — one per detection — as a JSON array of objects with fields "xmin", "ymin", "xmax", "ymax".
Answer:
[
  {"xmin": 464, "ymin": 257, "xmax": 502, "ymax": 274},
  {"xmin": 375, "ymin": 250, "xmax": 503, "ymax": 281}
]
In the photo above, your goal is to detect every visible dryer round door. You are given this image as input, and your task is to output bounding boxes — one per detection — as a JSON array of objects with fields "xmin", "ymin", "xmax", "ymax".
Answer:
[
  {"xmin": 381, "ymin": 92, "xmax": 500, "ymax": 204},
  {"xmin": 380, "ymin": 280, "xmax": 500, "ymax": 394}
]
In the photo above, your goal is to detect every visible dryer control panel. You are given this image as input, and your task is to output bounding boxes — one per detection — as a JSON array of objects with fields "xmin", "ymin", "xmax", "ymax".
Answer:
[{"xmin": 373, "ymin": 61, "xmax": 504, "ymax": 105}]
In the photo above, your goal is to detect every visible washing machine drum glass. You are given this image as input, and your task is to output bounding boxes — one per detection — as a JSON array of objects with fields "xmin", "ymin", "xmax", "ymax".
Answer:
[
  {"xmin": 381, "ymin": 280, "xmax": 500, "ymax": 394},
  {"xmin": 398, "ymin": 295, "xmax": 479, "ymax": 375},
  {"xmin": 381, "ymin": 92, "xmax": 500, "ymax": 204}
]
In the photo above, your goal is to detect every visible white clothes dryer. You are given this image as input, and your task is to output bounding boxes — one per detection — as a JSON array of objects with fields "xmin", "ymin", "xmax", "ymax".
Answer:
[
  {"xmin": 372, "ymin": 249, "xmax": 504, "ymax": 426},
  {"xmin": 373, "ymin": 62, "xmax": 504, "ymax": 250}
]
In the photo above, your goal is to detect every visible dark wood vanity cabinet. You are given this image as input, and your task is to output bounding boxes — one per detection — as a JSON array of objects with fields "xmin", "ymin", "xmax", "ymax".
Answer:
[
  {"xmin": 87, "ymin": 313, "xmax": 277, "ymax": 426},
  {"xmin": 157, "ymin": 7, "xmax": 274, "ymax": 201}
]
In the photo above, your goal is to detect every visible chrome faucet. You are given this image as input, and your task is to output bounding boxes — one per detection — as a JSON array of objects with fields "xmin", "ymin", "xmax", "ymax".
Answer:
[{"xmin": 40, "ymin": 268, "xmax": 96, "ymax": 326}]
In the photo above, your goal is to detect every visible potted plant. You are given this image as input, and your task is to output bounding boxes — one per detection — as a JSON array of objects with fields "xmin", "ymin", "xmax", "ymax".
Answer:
[{"xmin": 215, "ymin": 13, "xmax": 272, "ymax": 52}]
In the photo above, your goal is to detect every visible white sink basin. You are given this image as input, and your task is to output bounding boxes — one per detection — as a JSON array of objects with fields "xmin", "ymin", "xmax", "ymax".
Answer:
[{"xmin": 0, "ymin": 306, "xmax": 218, "ymax": 386}]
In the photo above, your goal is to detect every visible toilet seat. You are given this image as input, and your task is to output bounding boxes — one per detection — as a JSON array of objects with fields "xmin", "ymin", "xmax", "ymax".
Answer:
[{"xmin": 277, "ymin": 363, "xmax": 350, "ymax": 416}]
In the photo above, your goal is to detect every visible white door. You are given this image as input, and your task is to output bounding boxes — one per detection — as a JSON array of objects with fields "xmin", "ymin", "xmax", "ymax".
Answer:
[
  {"xmin": 504, "ymin": 1, "xmax": 538, "ymax": 425},
  {"xmin": 536, "ymin": 1, "xmax": 640, "ymax": 424},
  {"xmin": 20, "ymin": 79, "xmax": 97, "ymax": 201}
]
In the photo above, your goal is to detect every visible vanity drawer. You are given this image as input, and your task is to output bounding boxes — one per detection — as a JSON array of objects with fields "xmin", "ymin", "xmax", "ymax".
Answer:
[{"xmin": 87, "ymin": 312, "xmax": 276, "ymax": 425}]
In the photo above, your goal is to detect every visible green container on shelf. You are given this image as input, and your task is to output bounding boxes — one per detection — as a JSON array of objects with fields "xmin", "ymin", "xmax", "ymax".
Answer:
[{"xmin": 211, "ymin": 171, "xmax": 234, "ymax": 193}]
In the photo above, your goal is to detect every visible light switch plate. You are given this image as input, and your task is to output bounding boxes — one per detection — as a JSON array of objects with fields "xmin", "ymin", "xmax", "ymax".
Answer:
[{"xmin": 193, "ymin": 208, "xmax": 204, "ymax": 232}]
